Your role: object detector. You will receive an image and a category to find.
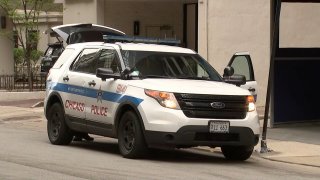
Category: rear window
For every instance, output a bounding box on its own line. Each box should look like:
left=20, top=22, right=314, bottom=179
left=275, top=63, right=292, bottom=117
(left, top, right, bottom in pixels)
left=52, top=48, right=75, bottom=69
left=45, top=46, right=63, bottom=56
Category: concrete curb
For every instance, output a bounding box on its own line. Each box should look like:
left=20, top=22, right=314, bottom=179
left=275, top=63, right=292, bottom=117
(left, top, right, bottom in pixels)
left=258, top=156, right=320, bottom=168
left=31, top=101, right=44, bottom=108
left=194, top=146, right=320, bottom=168
left=254, top=150, right=320, bottom=168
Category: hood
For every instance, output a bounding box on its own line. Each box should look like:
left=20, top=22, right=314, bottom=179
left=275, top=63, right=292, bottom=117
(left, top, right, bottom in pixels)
left=128, top=79, right=250, bottom=96
left=46, top=23, right=125, bottom=44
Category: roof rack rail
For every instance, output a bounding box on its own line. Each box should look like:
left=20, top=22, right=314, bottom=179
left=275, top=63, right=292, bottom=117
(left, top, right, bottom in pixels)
left=103, top=35, right=181, bottom=46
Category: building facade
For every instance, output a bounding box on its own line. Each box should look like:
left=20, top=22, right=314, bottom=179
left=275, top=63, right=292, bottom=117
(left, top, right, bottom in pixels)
left=0, top=10, right=62, bottom=76
left=0, top=9, right=14, bottom=75
left=14, top=10, right=63, bottom=55
left=35, top=11, right=63, bottom=53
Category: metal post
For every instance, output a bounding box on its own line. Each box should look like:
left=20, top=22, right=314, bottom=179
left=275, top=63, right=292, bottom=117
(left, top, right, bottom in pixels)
left=260, top=0, right=282, bottom=153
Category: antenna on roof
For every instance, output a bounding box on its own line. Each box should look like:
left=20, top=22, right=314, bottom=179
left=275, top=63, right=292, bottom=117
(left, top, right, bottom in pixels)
left=103, top=35, right=181, bottom=46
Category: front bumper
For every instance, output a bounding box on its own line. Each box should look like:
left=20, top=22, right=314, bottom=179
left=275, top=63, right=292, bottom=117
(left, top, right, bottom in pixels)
left=144, top=126, right=259, bottom=148
left=138, top=93, right=260, bottom=135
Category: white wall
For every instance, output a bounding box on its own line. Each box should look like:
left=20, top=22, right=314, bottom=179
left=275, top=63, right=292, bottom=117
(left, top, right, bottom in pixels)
left=38, top=12, right=63, bottom=52
left=63, top=0, right=99, bottom=24
left=37, top=23, right=58, bottom=53
left=104, top=1, right=183, bottom=40
left=199, top=0, right=271, bottom=107
left=280, top=3, right=320, bottom=48
left=0, top=10, right=14, bottom=75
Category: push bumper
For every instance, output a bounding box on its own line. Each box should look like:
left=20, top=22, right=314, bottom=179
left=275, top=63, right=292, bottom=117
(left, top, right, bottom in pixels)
left=144, top=126, right=259, bottom=148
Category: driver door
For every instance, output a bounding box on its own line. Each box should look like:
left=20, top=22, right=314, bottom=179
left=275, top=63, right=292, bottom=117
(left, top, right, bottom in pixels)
left=227, top=52, right=258, bottom=101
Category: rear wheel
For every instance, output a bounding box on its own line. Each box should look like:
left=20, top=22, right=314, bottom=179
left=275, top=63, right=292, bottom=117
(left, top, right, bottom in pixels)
left=118, top=111, right=148, bottom=158
left=47, top=103, right=73, bottom=145
left=221, top=145, right=254, bottom=161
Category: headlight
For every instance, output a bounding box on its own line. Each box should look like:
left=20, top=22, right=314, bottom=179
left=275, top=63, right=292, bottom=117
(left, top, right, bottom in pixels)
left=247, top=95, right=255, bottom=112
left=145, top=89, right=180, bottom=110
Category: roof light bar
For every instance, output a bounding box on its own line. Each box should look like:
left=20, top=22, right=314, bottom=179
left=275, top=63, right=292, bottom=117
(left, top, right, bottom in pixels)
left=103, top=35, right=181, bottom=46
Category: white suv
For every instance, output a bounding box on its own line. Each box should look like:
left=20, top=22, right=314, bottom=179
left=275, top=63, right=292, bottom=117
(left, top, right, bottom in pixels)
left=44, top=37, right=260, bottom=160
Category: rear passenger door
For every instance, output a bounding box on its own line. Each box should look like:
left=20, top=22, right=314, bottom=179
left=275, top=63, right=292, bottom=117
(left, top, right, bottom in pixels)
left=65, top=48, right=100, bottom=125
left=227, top=52, right=258, bottom=101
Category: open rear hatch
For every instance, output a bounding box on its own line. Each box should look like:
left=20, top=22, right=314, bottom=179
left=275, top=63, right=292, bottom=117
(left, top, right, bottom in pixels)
left=46, top=23, right=125, bottom=44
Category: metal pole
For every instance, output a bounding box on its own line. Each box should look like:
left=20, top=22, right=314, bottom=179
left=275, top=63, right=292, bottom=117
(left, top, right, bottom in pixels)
left=260, top=0, right=282, bottom=153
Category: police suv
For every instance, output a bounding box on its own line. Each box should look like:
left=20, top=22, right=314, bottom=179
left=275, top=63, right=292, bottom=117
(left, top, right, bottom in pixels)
left=44, top=35, right=260, bottom=160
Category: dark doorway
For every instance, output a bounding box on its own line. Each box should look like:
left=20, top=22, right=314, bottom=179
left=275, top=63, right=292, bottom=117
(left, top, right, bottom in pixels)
left=183, top=3, right=198, bottom=51
left=274, top=49, right=320, bottom=123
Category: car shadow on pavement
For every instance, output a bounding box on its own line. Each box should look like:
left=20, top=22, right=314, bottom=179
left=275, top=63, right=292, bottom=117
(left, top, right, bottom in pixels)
left=68, top=140, right=254, bottom=164
left=145, top=148, right=254, bottom=164
left=70, top=140, right=120, bottom=155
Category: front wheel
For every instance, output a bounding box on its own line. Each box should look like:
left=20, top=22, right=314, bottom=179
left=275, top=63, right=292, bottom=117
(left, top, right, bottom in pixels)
left=118, top=111, right=148, bottom=158
left=47, top=103, right=73, bottom=145
left=221, top=145, right=254, bottom=161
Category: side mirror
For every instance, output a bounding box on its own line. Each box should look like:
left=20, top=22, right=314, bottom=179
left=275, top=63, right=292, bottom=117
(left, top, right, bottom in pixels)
left=223, top=66, right=234, bottom=77
left=223, top=74, right=246, bottom=87
left=96, top=68, right=120, bottom=81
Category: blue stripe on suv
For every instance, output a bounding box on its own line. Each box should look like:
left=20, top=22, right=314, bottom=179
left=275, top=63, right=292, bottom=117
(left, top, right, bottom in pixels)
left=50, top=82, right=143, bottom=106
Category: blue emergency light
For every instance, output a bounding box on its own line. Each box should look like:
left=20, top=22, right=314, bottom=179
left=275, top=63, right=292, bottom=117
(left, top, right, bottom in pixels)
left=103, top=35, right=181, bottom=46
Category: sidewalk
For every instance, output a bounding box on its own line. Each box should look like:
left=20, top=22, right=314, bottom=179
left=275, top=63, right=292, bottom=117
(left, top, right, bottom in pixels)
left=0, top=91, right=45, bottom=127
left=0, top=93, right=319, bottom=167
left=256, top=139, right=320, bottom=167
left=256, top=122, right=320, bottom=167
left=254, top=106, right=320, bottom=167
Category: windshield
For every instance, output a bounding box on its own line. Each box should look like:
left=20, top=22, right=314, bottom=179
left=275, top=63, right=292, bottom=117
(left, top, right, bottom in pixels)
left=121, top=50, right=222, bottom=81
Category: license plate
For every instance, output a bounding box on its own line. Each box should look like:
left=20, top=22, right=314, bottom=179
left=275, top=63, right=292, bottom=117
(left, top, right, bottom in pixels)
left=209, top=121, right=230, bottom=133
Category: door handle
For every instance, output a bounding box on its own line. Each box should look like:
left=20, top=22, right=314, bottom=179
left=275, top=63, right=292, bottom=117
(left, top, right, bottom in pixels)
left=88, top=80, right=96, bottom=87
left=63, top=76, right=69, bottom=82
left=248, top=87, right=256, bottom=92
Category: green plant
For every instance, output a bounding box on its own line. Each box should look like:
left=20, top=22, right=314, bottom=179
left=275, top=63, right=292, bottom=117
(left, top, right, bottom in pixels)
left=13, top=48, right=24, bottom=66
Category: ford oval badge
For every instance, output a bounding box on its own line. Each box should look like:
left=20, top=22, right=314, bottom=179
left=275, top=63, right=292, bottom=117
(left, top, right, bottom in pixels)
left=210, top=102, right=225, bottom=109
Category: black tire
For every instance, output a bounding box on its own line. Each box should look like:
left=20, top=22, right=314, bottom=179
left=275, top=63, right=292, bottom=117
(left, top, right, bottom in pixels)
left=118, top=111, right=148, bottom=158
left=221, top=145, right=254, bottom=161
left=47, top=103, right=73, bottom=145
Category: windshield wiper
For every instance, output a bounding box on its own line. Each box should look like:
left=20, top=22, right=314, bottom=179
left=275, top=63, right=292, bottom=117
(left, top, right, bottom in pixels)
left=176, top=75, right=210, bottom=81
left=140, top=75, right=173, bottom=79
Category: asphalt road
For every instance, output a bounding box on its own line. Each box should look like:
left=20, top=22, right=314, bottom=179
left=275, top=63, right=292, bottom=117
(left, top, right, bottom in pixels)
left=0, top=113, right=319, bottom=180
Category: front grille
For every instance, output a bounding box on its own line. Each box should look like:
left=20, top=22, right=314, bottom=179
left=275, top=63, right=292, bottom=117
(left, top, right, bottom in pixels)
left=194, top=133, right=239, bottom=142
left=174, top=93, right=247, bottom=119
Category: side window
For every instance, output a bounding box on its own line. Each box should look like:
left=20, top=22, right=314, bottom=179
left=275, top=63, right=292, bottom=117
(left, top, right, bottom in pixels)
left=71, top=48, right=100, bottom=74
left=97, top=49, right=121, bottom=74
left=230, top=55, right=254, bottom=81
